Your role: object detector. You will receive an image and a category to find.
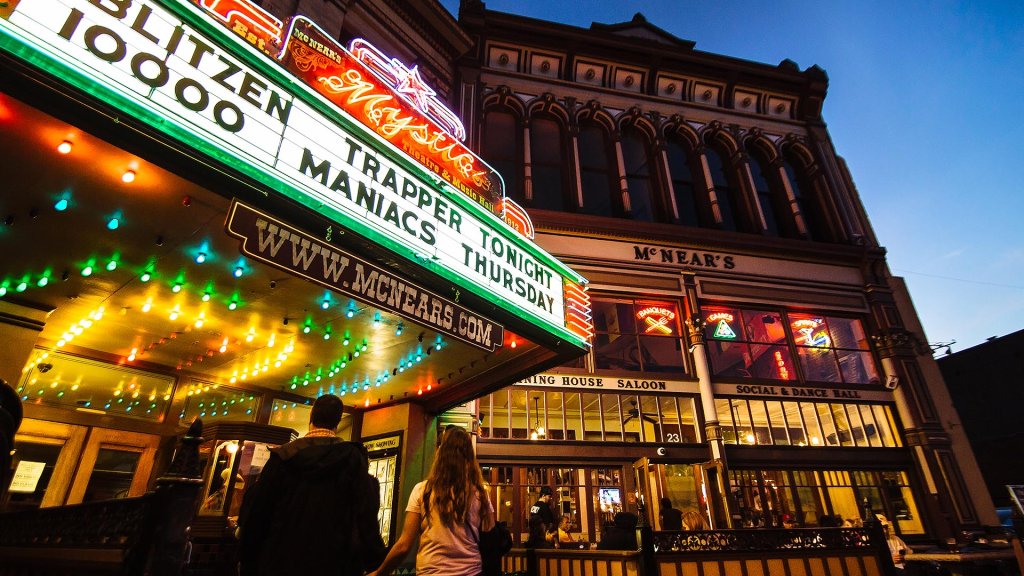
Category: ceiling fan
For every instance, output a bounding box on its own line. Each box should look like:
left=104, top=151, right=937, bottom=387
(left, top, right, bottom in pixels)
left=623, top=400, right=659, bottom=425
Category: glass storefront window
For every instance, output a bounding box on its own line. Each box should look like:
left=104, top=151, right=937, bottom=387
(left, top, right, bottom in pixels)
left=603, top=395, right=624, bottom=441
left=716, top=398, right=902, bottom=448
left=480, top=388, right=700, bottom=445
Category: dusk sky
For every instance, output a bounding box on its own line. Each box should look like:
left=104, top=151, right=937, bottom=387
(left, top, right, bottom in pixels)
left=439, top=0, right=1024, bottom=353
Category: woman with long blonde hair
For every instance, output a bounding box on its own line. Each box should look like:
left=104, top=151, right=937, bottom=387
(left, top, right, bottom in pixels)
left=370, top=426, right=495, bottom=576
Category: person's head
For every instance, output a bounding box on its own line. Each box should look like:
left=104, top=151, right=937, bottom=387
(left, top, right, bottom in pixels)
left=782, top=513, right=796, bottom=528
left=423, top=425, right=487, bottom=528
left=660, top=497, right=674, bottom=509
left=876, top=514, right=893, bottom=535
left=682, top=509, right=709, bottom=531
left=560, top=514, right=572, bottom=529
left=310, top=394, right=344, bottom=430
left=613, top=511, right=638, bottom=530
left=539, top=486, right=553, bottom=502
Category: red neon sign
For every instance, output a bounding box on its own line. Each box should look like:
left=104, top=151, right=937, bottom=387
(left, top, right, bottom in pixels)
left=636, top=306, right=677, bottom=335
left=190, top=1, right=505, bottom=215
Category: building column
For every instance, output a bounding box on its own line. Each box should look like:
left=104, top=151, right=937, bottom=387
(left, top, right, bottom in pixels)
left=866, top=276, right=996, bottom=538
left=681, top=273, right=735, bottom=528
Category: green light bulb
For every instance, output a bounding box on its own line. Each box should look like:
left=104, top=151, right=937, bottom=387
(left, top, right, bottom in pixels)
left=107, top=217, right=119, bottom=230
left=54, top=198, right=69, bottom=211
left=16, top=281, right=28, bottom=292
left=81, top=265, right=93, bottom=277
left=140, top=271, right=151, bottom=282
left=106, top=260, right=117, bottom=271
left=37, top=276, right=49, bottom=287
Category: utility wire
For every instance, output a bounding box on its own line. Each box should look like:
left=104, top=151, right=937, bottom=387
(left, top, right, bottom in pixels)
left=892, top=269, right=1024, bottom=291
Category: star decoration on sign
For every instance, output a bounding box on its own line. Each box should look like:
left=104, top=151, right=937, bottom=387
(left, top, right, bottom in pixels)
left=391, top=62, right=436, bottom=112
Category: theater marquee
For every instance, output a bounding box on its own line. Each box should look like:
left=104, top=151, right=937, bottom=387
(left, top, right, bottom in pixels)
left=0, top=0, right=592, bottom=349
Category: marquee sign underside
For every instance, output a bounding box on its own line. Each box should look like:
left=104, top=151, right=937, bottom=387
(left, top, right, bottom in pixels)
left=0, top=0, right=590, bottom=351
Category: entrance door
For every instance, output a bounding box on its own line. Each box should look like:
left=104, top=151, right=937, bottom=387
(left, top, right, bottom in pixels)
left=633, top=458, right=727, bottom=530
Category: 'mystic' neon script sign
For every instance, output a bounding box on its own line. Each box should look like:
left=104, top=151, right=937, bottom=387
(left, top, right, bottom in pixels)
left=0, top=0, right=588, bottom=342
left=193, top=0, right=501, bottom=213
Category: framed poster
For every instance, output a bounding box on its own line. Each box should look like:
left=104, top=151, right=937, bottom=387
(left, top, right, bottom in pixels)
left=1007, top=485, right=1024, bottom=518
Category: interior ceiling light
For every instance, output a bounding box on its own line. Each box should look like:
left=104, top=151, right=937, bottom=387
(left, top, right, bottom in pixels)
left=57, top=140, right=73, bottom=154
left=106, top=217, right=120, bottom=230
left=195, top=252, right=207, bottom=264
left=121, top=169, right=136, bottom=183
left=234, top=265, right=244, bottom=278
left=54, top=198, right=69, bottom=211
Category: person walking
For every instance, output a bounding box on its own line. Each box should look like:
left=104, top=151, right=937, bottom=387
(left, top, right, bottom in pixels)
left=369, top=426, right=495, bottom=576
left=237, top=394, right=385, bottom=576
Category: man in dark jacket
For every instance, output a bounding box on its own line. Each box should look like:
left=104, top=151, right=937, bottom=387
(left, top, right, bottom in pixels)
left=238, top=394, right=385, bottom=576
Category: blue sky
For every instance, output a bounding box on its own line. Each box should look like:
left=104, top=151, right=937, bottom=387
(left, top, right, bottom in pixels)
left=439, top=0, right=1024, bottom=353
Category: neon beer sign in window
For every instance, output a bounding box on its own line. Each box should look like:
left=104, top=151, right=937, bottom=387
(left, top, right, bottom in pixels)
left=636, top=305, right=677, bottom=335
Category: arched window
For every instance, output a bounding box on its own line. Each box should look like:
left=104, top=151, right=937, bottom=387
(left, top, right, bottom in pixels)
left=481, top=110, right=522, bottom=203
left=784, top=160, right=830, bottom=241
left=528, top=115, right=566, bottom=211
left=578, top=122, right=618, bottom=217
left=620, top=128, right=657, bottom=222
left=749, top=152, right=796, bottom=238
left=665, top=139, right=706, bottom=227
left=704, top=147, right=742, bottom=232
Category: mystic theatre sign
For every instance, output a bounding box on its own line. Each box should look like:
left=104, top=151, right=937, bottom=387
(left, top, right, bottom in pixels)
left=0, top=0, right=592, bottom=347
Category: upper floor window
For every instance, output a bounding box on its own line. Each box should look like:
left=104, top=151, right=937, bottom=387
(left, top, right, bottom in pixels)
left=784, top=160, right=830, bottom=242
left=481, top=110, right=522, bottom=203
left=580, top=297, right=688, bottom=374
left=749, top=152, right=796, bottom=238
left=788, top=314, right=878, bottom=385
left=529, top=116, right=567, bottom=211
left=578, top=123, right=618, bottom=217
left=620, top=128, right=656, bottom=222
left=702, top=307, right=794, bottom=380
left=665, top=140, right=705, bottom=227
left=701, top=305, right=880, bottom=386
left=704, top=147, right=746, bottom=232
